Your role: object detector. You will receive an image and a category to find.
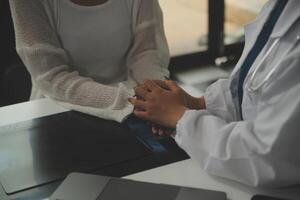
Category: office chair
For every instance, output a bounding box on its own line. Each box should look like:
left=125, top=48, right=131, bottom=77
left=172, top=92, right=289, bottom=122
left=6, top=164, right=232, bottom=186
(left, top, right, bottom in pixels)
left=0, top=0, right=31, bottom=107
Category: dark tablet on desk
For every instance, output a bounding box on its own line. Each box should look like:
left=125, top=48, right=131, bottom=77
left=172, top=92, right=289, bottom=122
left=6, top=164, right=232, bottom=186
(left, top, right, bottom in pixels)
left=0, top=111, right=150, bottom=194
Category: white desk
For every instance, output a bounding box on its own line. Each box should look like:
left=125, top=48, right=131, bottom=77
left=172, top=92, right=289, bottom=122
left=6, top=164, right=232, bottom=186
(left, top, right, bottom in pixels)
left=1, top=99, right=300, bottom=200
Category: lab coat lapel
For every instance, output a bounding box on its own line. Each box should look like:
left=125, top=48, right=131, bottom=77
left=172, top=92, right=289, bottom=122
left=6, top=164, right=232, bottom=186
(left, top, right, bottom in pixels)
left=270, top=0, right=300, bottom=38
left=231, top=0, right=300, bottom=79
left=228, top=2, right=274, bottom=110
left=243, top=0, right=300, bottom=82
left=230, top=1, right=275, bottom=77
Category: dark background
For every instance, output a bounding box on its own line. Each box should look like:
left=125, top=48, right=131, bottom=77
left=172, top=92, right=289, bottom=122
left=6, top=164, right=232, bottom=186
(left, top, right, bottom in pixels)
left=0, top=0, right=31, bottom=107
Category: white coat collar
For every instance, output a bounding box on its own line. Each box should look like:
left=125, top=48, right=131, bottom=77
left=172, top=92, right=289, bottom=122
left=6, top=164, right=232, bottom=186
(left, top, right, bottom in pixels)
left=230, top=0, right=299, bottom=78
left=270, top=0, right=300, bottom=38
left=230, top=2, right=274, bottom=77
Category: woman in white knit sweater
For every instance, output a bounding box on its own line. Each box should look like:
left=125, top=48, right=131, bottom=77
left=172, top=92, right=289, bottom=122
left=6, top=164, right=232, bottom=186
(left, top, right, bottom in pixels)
left=9, top=0, right=169, bottom=122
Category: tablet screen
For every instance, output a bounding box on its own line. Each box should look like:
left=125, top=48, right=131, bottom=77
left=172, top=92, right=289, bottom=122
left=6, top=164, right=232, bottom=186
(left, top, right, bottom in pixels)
left=0, top=111, right=150, bottom=194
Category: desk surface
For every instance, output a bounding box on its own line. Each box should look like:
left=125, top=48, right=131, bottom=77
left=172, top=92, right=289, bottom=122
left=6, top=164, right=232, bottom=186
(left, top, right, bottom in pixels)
left=1, top=99, right=300, bottom=200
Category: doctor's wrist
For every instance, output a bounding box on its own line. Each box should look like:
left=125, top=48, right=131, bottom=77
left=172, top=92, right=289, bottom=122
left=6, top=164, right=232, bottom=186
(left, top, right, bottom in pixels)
left=199, top=96, right=206, bottom=109
left=188, top=96, right=206, bottom=110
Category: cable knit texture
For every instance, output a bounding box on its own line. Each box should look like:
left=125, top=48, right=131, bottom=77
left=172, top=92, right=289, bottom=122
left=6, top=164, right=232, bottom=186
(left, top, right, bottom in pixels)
left=9, top=0, right=170, bottom=122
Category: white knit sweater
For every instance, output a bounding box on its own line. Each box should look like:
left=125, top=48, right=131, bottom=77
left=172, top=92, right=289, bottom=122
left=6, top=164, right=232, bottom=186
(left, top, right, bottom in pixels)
left=9, top=0, right=170, bottom=122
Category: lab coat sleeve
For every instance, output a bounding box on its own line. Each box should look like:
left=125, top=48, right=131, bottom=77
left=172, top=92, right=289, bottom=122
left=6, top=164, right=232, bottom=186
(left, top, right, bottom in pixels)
left=204, top=79, right=240, bottom=122
left=175, top=51, right=300, bottom=188
left=126, top=0, right=170, bottom=83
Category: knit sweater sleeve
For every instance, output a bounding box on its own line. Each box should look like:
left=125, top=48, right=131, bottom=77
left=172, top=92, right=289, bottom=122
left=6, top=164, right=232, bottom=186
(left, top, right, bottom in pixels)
left=9, top=0, right=135, bottom=122
left=126, top=0, right=170, bottom=83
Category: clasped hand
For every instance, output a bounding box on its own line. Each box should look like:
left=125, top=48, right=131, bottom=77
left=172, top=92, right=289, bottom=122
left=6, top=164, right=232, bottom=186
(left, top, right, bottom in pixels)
left=129, top=80, right=205, bottom=135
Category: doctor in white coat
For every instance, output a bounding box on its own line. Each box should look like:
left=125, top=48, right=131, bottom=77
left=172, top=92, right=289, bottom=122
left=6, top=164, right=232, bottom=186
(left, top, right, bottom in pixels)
left=130, top=0, right=300, bottom=188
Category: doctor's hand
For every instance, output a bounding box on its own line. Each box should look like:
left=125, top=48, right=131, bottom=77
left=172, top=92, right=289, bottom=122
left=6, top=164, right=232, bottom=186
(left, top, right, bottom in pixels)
left=150, top=80, right=205, bottom=110
left=129, top=80, right=188, bottom=129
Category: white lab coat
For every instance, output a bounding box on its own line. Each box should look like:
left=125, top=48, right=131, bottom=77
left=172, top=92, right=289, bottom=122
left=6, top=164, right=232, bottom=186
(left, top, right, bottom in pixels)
left=175, top=0, right=300, bottom=188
